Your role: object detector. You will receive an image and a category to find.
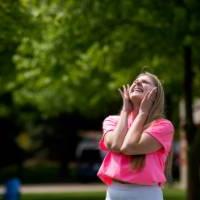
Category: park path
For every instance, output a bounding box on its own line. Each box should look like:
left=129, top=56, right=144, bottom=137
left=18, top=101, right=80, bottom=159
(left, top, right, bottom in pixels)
left=0, top=183, right=106, bottom=194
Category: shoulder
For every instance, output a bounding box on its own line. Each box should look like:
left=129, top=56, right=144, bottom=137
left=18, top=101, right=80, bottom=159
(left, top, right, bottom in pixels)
left=103, top=115, right=120, bottom=123
left=146, top=118, right=175, bottom=135
left=145, top=118, right=175, bottom=152
left=102, top=115, right=120, bottom=134
left=153, top=118, right=174, bottom=131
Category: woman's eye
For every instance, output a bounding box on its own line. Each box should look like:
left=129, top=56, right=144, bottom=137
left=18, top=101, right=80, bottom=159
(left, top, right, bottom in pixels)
left=142, top=80, right=149, bottom=84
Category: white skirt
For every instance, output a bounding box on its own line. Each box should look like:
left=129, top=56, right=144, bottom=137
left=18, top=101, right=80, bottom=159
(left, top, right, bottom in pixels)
left=105, top=182, right=163, bottom=200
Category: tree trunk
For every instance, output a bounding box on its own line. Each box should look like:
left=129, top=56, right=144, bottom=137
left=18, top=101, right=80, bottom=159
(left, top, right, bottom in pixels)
left=183, top=45, right=200, bottom=199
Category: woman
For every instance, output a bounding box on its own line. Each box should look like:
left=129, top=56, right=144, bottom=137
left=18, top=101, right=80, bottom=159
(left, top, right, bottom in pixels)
left=97, top=72, right=174, bottom=200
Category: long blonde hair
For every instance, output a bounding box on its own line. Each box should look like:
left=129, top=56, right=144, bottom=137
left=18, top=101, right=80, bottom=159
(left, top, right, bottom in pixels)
left=132, top=72, right=172, bottom=178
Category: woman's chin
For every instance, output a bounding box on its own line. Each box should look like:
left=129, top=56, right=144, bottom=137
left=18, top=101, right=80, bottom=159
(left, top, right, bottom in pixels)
left=130, top=95, right=143, bottom=103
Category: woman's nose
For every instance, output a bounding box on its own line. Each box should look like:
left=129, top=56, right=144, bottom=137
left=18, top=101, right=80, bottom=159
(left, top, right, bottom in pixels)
left=135, top=80, right=141, bottom=85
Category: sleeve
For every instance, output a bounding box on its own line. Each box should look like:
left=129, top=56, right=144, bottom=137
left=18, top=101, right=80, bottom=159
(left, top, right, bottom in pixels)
left=144, top=119, right=175, bottom=153
left=99, top=115, right=119, bottom=151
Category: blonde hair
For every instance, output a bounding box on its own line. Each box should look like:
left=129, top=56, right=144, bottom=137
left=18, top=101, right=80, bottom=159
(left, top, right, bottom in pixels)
left=131, top=72, right=172, bottom=179
left=141, top=72, right=165, bottom=124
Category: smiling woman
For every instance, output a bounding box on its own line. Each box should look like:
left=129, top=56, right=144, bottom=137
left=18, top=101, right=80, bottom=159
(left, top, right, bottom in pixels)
left=129, top=75, right=156, bottom=104
left=97, top=72, right=174, bottom=200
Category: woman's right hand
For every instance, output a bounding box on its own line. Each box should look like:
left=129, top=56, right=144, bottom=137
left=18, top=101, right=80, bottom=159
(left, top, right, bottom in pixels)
left=118, top=84, right=133, bottom=113
left=139, top=87, right=157, bottom=115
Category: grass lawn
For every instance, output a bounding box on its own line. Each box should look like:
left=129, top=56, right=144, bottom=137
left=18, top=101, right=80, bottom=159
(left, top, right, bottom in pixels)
left=163, top=187, right=186, bottom=200
left=0, top=187, right=186, bottom=200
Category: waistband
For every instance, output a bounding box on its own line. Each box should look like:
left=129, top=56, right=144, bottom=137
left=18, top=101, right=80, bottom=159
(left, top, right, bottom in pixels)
left=112, top=180, right=159, bottom=187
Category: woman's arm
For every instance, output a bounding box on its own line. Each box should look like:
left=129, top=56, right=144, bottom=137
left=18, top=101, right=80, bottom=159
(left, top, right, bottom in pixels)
left=120, top=87, right=162, bottom=155
left=104, top=85, right=132, bottom=152
left=121, top=131, right=162, bottom=155
left=120, top=112, right=147, bottom=152
left=104, top=110, right=129, bottom=152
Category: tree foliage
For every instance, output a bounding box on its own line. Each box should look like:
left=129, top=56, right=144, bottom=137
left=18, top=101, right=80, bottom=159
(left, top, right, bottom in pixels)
left=0, top=0, right=200, bottom=119
left=11, top=0, right=199, bottom=118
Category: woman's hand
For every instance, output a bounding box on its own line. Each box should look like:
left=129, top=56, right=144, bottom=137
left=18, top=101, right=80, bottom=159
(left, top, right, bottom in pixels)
left=139, top=87, right=157, bottom=115
left=118, top=84, right=133, bottom=113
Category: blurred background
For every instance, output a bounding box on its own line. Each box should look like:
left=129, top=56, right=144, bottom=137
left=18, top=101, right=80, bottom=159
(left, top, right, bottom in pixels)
left=1, top=0, right=200, bottom=199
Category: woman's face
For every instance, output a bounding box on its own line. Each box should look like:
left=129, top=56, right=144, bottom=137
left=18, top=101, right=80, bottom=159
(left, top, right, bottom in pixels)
left=129, top=75, right=156, bottom=102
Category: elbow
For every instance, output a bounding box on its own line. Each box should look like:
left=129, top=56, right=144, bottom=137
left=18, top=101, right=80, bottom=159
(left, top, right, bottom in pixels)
left=106, top=141, right=121, bottom=152
left=120, top=144, right=131, bottom=155
left=120, top=144, right=140, bottom=156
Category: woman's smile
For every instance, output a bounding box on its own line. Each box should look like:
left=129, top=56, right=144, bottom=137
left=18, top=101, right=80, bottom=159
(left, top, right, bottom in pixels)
left=133, top=87, right=143, bottom=93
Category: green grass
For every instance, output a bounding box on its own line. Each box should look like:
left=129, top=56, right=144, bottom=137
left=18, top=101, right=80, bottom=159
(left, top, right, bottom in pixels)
left=163, top=187, right=186, bottom=200
left=0, top=187, right=186, bottom=200
left=21, top=192, right=105, bottom=200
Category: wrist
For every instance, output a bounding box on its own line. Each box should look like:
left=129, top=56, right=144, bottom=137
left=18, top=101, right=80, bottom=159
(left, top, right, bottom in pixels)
left=138, top=111, right=148, bottom=118
left=121, top=109, right=130, bottom=114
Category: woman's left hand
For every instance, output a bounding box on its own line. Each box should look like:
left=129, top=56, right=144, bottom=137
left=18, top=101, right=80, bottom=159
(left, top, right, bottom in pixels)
left=118, top=84, right=133, bottom=113
left=139, top=87, right=157, bottom=115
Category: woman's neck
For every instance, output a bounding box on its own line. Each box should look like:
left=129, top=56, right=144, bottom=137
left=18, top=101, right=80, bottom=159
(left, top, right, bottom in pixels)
left=132, top=102, right=140, bottom=115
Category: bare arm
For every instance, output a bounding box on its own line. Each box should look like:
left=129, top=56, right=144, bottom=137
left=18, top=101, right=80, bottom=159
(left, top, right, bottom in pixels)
left=104, top=110, right=129, bottom=152
left=120, top=87, right=161, bottom=155
left=120, top=112, right=147, bottom=152
left=120, top=128, right=162, bottom=155
left=104, top=85, right=132, bottom=152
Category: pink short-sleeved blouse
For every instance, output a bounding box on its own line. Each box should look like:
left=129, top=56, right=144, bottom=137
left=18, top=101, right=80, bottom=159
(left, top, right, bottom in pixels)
left=97, top=115, right=174, bottom=186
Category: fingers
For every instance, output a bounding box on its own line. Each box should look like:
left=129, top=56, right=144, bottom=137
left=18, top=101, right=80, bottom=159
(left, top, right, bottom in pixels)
left=118, top=88, right=123, bottom=97
left=146, top=87, right=157, bottom=103
left=118, top=84, right=130, bottom=98
left=129, top=83, right=134, bottom=94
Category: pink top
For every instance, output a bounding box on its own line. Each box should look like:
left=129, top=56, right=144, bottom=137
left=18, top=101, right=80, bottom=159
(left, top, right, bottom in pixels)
left=97, top=115, right=174, bottom=186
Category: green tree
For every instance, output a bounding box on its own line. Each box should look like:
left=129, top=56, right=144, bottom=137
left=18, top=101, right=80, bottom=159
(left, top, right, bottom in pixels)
left=0, top=0, right=35, bottom=179
left=0, top=0, right=34, bottom=116
left=13, top=0, right=183, bottom=117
